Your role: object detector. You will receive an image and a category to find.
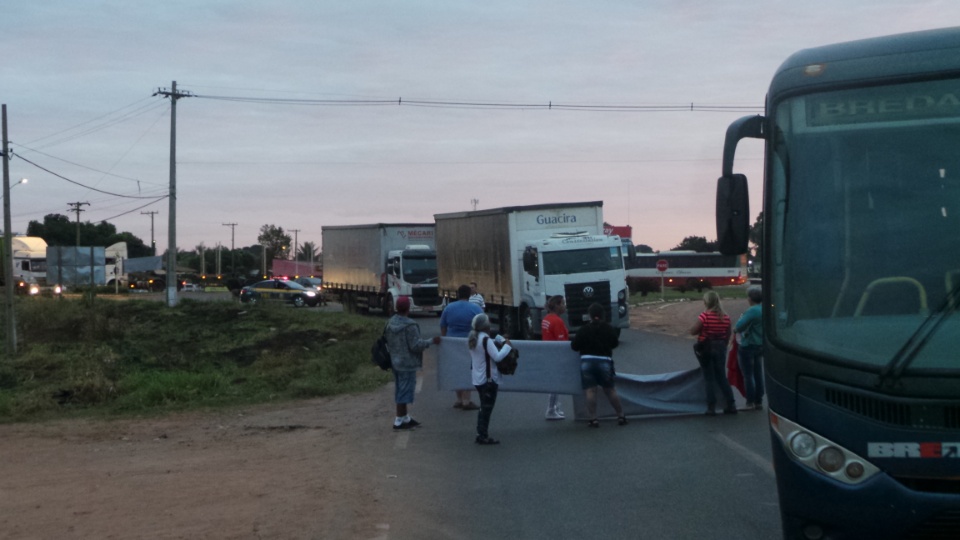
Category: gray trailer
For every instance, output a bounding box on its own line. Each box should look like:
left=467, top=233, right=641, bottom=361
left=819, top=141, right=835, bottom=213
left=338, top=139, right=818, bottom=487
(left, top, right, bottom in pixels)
left=322, top=223, right=444, bottom=315
left=435, top=201, right=630, bottom=339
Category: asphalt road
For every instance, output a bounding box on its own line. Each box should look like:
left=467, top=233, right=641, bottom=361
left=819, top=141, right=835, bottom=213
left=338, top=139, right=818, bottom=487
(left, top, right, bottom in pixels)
left=371, top=316, right=781, bottom=540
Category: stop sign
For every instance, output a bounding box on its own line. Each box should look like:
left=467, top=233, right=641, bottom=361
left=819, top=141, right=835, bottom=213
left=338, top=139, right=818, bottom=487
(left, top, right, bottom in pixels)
left=656, top=259, right=669, bottom=272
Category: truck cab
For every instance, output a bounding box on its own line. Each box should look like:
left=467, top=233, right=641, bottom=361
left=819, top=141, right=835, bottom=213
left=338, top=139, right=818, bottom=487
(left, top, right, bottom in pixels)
left=383, top=244, right=444, bottom=315
left=518, top=233, right=630, bottom=338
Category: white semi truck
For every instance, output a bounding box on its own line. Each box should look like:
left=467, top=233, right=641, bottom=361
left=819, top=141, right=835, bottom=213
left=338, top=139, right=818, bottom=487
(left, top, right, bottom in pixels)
left=434, top=201, right=630, bottom=339
left=321, top=223, right=444, bottom=315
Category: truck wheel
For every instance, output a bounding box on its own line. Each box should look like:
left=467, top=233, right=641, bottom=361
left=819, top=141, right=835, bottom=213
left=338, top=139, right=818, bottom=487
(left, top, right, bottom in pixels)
left=385, top=294, right=394, bottom=317
left=292, top=295, right=306, bottom=308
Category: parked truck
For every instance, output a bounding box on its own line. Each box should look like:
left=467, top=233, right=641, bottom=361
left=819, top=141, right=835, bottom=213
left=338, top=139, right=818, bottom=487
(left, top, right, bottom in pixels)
left=434, top=201, right=630, bottom=339
left=321, top=223, right=444, bottom=315
left=0, top=236, right=61, bottom=295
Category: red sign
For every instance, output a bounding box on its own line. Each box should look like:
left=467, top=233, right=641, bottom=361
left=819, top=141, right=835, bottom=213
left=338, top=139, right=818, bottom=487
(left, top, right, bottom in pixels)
left=656, top=259, right=669, bottom=272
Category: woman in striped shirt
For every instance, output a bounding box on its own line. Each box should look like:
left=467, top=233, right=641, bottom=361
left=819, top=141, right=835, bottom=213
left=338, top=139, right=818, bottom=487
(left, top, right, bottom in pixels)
left=689, top=291, right=738, bottom=416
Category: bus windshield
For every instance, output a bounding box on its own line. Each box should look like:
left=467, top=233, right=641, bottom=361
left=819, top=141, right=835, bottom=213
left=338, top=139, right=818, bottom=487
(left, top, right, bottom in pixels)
left=769, top=78, right=960, bottom=373
left=542, top=246, right=623, bottom=275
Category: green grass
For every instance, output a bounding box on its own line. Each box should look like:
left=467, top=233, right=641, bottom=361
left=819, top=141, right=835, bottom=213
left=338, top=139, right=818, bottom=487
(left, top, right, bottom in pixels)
left=0, top=298, right=390, bottom=422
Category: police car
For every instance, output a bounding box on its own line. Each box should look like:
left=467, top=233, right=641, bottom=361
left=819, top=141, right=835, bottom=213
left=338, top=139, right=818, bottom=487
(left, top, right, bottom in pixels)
left=239, top=279, right=320, bottom=307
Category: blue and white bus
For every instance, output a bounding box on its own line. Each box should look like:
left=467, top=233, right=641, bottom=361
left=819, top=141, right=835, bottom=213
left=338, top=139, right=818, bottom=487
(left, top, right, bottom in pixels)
left=718, top=28, right=960, bottom=539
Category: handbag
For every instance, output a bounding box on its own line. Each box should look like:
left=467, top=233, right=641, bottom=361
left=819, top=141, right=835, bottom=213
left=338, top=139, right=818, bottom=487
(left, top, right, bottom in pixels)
left=371, top=330, right=392, bottom=371
left=693, top=340, right=708, bottom=362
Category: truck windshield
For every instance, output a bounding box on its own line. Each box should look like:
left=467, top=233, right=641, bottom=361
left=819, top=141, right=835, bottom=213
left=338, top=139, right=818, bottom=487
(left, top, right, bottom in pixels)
left=769, top=78, right=960, bottom=373
left=542, top=247, right=623, bottom=276
left=401, top=255, right=438, bottom=284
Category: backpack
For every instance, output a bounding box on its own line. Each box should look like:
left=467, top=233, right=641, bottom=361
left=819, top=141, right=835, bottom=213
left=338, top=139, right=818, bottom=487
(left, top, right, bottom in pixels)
left=484, top=336, right=519, bottom=376
left=371, top=330, right=391, bottom=371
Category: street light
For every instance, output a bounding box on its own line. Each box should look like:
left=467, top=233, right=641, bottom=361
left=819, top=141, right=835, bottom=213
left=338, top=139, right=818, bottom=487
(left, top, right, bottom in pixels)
left=0, top=178, right=27, bottom=199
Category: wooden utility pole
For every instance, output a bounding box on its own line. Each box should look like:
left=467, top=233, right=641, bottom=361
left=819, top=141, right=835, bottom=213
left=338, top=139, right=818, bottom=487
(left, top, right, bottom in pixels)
left=155, top=81, right=192, bottom=307
left=1, top=104, right=16, bottom=356
left=141, top=210, right=158, bottom=256
left=68, top=201, right=90, bottom=246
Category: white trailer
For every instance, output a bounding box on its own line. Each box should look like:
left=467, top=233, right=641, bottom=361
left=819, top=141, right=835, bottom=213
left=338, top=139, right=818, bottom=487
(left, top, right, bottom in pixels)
left=434, top=201, right=630, bottom=339
left=321, top=223, right=444, bottom=315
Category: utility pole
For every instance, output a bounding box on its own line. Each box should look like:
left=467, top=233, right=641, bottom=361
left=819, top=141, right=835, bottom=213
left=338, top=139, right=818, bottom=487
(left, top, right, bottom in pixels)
left=155, top=81, right=192, bottom=307
left=290, top=229, right=300, bottom=262
left=68, top=201, right=90, bottom=246
left=141, top=210, right=158, bottom=256
left=471, top=198, right=479, bottom=211
left=2, top=104, right=17, bottom=356
left=222, top=222, right=237, bottom=275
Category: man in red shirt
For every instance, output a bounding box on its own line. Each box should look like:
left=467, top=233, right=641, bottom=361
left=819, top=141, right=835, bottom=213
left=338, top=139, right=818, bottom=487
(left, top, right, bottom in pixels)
left=541, top=295, right=569, bottom=420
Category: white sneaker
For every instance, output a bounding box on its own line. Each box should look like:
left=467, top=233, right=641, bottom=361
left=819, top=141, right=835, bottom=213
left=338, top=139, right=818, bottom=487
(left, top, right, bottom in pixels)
left=545, top=408, right=566, bottom=420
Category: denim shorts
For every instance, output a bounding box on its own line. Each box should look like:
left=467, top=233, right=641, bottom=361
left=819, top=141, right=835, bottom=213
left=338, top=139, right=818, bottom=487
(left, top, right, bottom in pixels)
left=581, top=359, right=615, bottom=389
left=394, top=370, right=417, bottom=404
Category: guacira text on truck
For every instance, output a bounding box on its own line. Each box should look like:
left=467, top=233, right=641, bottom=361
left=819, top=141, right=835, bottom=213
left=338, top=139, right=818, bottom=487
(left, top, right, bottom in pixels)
left=717, top=27, right=960, bottom=540
left=435, top=201, right=629, bottom=339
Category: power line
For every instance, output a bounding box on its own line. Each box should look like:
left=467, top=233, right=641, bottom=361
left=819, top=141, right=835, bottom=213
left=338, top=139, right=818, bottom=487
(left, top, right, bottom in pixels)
left=12, top=152, right=166, bottom=199
left=193, top=93, right=763, bottom=113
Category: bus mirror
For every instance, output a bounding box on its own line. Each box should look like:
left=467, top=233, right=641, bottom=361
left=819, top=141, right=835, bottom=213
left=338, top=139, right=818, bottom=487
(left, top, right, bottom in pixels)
left=716, top=174, right=750, bottom=255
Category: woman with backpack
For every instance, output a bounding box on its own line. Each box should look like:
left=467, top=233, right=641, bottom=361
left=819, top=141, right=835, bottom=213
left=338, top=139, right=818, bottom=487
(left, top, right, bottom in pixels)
left=468, top=313, right=514, bottom=445
left=690, top=291, right=738, bottom=416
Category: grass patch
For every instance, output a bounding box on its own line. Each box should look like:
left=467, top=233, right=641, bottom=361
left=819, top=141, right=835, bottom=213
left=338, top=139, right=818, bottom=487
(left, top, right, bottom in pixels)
left=0, top=298, right=390, bottom=422
left=630, top=285, right=749, bottom=304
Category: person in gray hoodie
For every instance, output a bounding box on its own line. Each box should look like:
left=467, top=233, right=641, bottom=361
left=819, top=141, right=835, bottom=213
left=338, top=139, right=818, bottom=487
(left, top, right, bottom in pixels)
left=385, top=295, right=440, bottom=430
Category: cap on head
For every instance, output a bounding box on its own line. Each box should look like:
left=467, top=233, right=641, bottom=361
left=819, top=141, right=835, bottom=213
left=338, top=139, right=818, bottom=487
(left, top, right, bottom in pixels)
left=396, top=296, right=411, bottom=312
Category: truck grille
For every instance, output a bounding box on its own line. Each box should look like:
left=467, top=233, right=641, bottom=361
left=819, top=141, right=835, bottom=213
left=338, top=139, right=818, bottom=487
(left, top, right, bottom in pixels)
left=411, top=287, right=443, bottom=307
left=564, top=281, right=611, bottom=328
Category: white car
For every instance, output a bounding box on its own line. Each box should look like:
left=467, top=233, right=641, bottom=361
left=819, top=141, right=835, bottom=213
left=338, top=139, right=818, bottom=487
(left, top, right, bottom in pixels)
left=181, top=282, right=203, bottom=292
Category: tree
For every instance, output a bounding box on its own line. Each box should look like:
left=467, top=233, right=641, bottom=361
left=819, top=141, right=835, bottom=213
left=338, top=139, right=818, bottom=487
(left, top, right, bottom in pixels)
left=672, top=236, right=718, bottom=252
left=257, top=224, right=292, bottom=264
left=636, top=244, right=654, bottom=254
left=749, top=212, right=763, bottom=260
left=298, top=241, right=319, bottom=262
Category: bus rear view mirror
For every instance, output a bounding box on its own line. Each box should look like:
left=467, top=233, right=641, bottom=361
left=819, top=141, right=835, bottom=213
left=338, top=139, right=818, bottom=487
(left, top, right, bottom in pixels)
left=716, top=174, right=750, bottom=255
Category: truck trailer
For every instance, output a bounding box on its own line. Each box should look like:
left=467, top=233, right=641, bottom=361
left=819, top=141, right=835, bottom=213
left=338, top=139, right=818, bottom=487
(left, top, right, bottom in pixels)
left=321, top=223, right=444, bottom=315
left=434, top=201, right=630, bottom=339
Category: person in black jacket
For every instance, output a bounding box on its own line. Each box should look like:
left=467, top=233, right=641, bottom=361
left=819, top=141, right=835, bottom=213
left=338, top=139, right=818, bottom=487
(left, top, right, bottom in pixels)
left=571, top=303, right=627, bottom=427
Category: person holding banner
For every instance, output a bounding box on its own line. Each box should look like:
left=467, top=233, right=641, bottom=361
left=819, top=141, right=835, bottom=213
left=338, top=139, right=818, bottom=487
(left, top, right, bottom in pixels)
left=571, top=303, right=627, bottom=428
left=541, top=295, right=568, bottom=420
left=468, top=313, right=514, bottom=445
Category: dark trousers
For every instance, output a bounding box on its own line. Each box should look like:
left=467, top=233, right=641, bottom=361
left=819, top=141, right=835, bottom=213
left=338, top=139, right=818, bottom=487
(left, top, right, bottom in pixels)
left=699, top=341, right=736, bottom=410
left=474, top=381, right=499, bottom=438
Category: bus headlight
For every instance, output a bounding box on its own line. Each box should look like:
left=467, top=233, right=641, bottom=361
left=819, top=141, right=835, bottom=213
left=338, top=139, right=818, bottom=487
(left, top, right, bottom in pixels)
left=790, top=432, right=817, bottom=458
left=772, top=410, right=880, bottom=485
left=817, top=446, right=845, bottom=473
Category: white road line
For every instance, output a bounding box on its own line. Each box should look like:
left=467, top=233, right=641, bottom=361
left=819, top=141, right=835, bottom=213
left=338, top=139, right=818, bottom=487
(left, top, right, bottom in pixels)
left=416, top=374, right=423, bottom=394
left=714, top=432, right=775, bottom=477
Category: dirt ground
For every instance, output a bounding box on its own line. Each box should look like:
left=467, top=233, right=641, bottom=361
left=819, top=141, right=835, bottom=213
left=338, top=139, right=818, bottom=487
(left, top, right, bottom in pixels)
left=0, top=298, right=745, bottom=540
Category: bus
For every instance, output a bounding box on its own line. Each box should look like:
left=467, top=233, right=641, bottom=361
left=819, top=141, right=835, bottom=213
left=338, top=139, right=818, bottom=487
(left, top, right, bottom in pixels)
left=626, top=251, right=746, bottom=292
left=718, top=27, right=960, bottom=539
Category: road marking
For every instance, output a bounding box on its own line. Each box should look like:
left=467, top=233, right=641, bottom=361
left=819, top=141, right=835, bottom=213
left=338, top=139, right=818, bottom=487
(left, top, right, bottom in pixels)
left=714, top=433, right=775, bottom=477
left=416, top=374, right=423, bottom=394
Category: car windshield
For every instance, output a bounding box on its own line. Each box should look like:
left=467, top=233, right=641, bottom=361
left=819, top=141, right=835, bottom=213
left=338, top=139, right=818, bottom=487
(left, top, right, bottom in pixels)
left=769, top=78, right=960, bottom=374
